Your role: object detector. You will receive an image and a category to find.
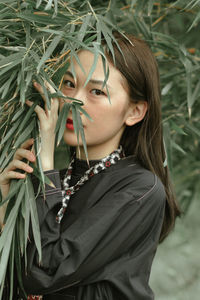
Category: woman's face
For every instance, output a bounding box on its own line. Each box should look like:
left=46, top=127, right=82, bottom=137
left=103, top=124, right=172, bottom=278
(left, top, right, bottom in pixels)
left=59, top=50, right=133, bottom=159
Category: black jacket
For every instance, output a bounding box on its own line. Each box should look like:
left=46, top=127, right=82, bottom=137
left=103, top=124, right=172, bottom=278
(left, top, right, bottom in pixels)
left=23, top=156, right=166, bottom=300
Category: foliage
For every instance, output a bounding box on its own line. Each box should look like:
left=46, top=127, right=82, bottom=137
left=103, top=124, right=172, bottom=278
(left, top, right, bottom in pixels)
left=0, top=0, right=200, bottom=298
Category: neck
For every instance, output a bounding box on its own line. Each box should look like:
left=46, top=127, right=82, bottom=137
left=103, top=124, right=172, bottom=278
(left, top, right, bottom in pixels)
left=76, top=142, right=120, bottom=160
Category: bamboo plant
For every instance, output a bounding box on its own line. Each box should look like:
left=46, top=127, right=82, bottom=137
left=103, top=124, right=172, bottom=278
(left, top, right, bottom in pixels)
left=0, top=0, right=200, bottom=299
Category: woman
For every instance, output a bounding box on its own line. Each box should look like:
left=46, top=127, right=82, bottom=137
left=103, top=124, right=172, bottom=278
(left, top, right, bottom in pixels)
left=0, top=32, right=180, bottom=299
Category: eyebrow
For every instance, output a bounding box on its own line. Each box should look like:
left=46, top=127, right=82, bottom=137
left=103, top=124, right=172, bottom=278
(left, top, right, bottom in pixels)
left=65, top=71, right=111, bottom=89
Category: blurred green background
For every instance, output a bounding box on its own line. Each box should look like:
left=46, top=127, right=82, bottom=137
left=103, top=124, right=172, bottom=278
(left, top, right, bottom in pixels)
left=0, top=0, right=199, bottom=298
left=54, top=1, right=200, bottom=298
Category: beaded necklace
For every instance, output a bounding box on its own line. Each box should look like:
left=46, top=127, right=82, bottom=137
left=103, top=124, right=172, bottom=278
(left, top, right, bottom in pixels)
left=56, top=146, right=124, bottom=223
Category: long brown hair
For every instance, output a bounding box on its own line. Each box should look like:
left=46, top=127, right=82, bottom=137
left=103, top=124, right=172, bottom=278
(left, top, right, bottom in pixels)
left=105, top=32, right=181, bottom=242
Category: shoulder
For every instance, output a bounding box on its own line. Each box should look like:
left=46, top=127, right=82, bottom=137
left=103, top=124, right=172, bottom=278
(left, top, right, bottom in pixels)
left=59, top=156, right=166, bottom=208
left=104, top=156, right=166, bottom=207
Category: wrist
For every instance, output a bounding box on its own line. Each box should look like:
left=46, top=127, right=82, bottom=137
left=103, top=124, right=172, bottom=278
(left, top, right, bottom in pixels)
left=40, top=152, right=54, bottom=171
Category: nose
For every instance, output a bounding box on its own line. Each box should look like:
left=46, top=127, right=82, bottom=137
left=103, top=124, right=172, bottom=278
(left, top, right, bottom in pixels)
left=72, top=89, right=86, bottom=107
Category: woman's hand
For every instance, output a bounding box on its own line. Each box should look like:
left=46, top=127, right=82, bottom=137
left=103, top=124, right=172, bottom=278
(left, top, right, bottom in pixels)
left=0, top=138, right=35, bottom=200
left=0, top=138, right=35, bottom=227
left=26, top=81, right=59, bottom=171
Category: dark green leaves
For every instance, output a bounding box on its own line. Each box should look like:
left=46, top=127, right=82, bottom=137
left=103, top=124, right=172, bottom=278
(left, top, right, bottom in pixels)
left=0, top=0, right=200, bottom=298
left=55, top=102, right=71, bottom=146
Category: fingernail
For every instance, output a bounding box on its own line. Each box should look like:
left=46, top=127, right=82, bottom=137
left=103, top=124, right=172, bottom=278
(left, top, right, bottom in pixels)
left=26, top=100, right=32, bottom=105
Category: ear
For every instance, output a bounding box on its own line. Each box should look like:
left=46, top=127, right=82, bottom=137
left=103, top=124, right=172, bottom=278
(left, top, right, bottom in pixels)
left=125, top=101, right=148, bottom=126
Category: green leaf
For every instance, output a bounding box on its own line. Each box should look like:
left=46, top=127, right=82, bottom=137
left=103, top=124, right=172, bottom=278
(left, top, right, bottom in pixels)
left=52, top=61, right=70, bottom=86
left=0, top=117, right=21, bottom=146
left=37, top=35, right=62, bottom=73
left=0, top=138, right=12, bottom=167
left=161, top=81, right=173, bottom=96
left=83, top=45, right=99, bottom=87
left=15, top=228, right=27, bottom=298
left=170, top=121, right=187, bottom=136
left=0, top=225, right=14, bottom=286
left=0, top=70, right=17, bottom=99
left=77, top=13, right=92, bottom=43
left=33, top=120, right=45, bottom=195
left=45, top=0, right=53, bottom=10
left=11, top=106, right=24, bottom=123
left=0, top=184, right=25, bottom=246
left=25, top=176, right=42, bottom=262
left=8, top=230, right=15, bottom=300
left=0, top=51, right=25, bottom=69
left=78, top=106, right=93, bottom=122
left=98, top=18, right=115, bottom=65
left=30, top=163, right=56, bottom=188
left=189, top=80, right=200, bottom=111
left=71, top=103, right=80, bottom=143
left=76, top=105, right=88, bottom=161
left=36, top=0, right=42, bottom=8
left=0, top=179, right=22, bottom=209
left=148, top=0, right=154, bottom=16
left=171, top=140, right=186, bottom=155
left=16, top=100, right=39, bottom=134
left=55, top=102, right=71, bottom=146
left=13, top=118, right=35, bottom=149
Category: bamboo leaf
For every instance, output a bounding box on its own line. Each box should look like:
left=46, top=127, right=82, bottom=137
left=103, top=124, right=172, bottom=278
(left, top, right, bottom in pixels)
left=77, top=13, right=92, bottom=43
left=33, top=120, right=45, bottom=195
left=30, top=164, right=56, bottom=188
left=37, top=35, right=62, bottom=73
left=11, top=106, right=24, bottom=123
left=55, top=102, right=71, bottom=146
left=45, top=0, right=53, bottom=11
left=161, top=81, right=173, bottom=96
left=0, top=179, right=22, bottom=209
left=78, top=106, right=93, bottom=121
left=83, top=46, right=99, bottom=87
left=36, top=0, right=42, bottom=9
left=171, top=140, right=186, bottom=155
left=0, top=117, right=21, bottom=146
left=189, top=79, right=200, bottom=110
left=0, top=138, right=12, bottom=167
left=16, top=100, right=39, bottom=134
left=15, top=228, right=27, bottom=298
left=0, top=51, right=25, bottom=69
left=8, top=230, right=15, bottom=300
left=13, top=118, right=35, bottom=149
left=0, top=70, right=17, bottom=99
left=0, top=226, right=14, bottom=285
left=25, top=176, right=42, bottom=262
left=52, top=61, right=70, bottom=86
left=148, top=0, right=154, bottom=16
left=0, top=184, right=25, bottom=248
left=76, top=105, right=88, bottom=161
left=71, top=103, right=79, bottom=143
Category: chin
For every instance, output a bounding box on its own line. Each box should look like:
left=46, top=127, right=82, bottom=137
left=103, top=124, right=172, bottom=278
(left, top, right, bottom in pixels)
left=63, top=133, right=83, bottom=147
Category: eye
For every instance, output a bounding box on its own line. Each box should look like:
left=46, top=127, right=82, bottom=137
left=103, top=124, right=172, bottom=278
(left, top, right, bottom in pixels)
left=91, top=89, right=106, bottom=96
left=63, top=80, right=75, bottom=88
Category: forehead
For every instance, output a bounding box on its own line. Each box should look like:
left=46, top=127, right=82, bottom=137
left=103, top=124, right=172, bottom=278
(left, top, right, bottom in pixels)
left=69, top=50, right=125, bottom=85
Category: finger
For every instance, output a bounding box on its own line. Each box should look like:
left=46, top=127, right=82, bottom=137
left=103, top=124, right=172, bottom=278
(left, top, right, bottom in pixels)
left=8, top=159, right=33, bottom=174
left=44, top=80, right=55, bottom=94
left=33, top=81, right=51, bottom=116
left=4, top=170, right=26, bottom=180
left=19, top=138, right=34, bottom=149
left=13, top=148, right=35, bottom=162
left=25, top=99, right=47, bottom=121
left=44, top=80, right=59, bottom=112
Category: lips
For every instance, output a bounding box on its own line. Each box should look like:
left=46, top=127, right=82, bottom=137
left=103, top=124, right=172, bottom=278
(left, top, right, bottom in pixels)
left=66, top=118, right=74, bottom=130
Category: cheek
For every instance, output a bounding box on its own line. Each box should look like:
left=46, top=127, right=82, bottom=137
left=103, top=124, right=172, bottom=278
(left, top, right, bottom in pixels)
left=87, top=103, right=127, bottom=131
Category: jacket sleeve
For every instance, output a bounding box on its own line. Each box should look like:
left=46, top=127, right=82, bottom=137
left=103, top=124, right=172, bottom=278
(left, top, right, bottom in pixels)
left=23, top=169, right=166, bottom=294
